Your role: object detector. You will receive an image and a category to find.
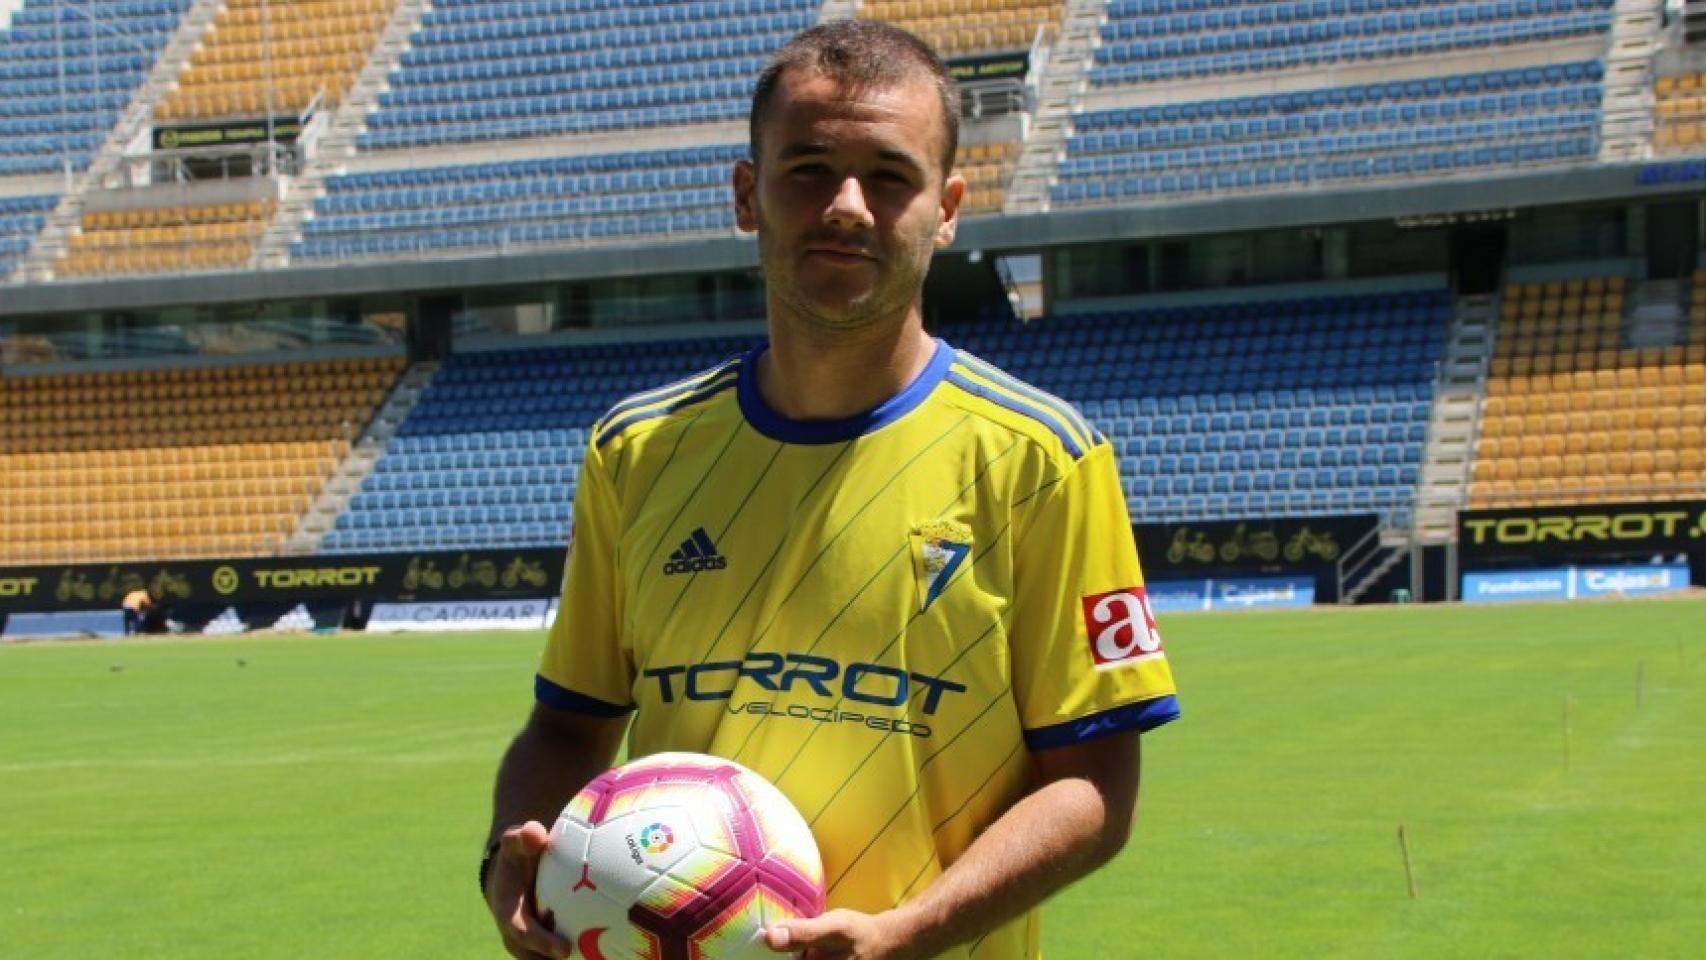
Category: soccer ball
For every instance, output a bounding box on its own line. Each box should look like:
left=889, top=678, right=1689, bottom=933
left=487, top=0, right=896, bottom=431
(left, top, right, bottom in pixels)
left=534, top=752, right=826, bottom=960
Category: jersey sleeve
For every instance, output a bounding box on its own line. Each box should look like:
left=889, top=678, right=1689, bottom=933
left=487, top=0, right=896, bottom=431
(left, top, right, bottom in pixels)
left=536, top=439, right=634, bottom=716
left=1009, top=441, right=1180, bottom=749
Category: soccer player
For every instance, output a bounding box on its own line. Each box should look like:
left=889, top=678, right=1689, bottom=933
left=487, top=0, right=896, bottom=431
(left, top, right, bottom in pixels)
left=482, top=20, right=1180, bottom=960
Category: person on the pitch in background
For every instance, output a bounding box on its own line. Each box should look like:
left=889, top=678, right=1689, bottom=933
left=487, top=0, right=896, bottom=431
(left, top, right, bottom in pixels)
left=482, top=20, right=1180, bottom=960
left=121, top=587, right=152, bottom=636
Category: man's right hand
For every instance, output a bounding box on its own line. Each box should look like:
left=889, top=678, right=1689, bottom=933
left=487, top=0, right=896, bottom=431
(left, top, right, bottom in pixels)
left=485, top=822, right=574, bottom=960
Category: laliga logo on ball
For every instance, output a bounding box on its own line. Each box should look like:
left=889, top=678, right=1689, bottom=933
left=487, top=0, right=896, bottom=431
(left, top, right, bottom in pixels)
left=536, top=752, right=825, bottom=959
left=638, top=823, right=674, bottom=854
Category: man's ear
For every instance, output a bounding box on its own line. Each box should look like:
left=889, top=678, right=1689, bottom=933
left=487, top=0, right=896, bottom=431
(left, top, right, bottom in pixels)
left=935, top=173, right=966, bottom=249
left=733, top=159, right=759, bottom=234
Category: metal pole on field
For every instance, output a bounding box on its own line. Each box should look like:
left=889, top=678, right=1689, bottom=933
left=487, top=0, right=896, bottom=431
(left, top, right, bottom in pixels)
left=56, top=4, right=70, bottom=191
left=1397, top=825, right=1418, bottom=899
left=89, top=1, right=101, bottom=183
left=262, top=0, right=277, bottom=178
left=1562, top=695, right=1573, bottom=772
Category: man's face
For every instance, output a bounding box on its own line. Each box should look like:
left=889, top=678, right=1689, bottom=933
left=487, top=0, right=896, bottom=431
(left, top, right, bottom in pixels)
left=735, top=69, right=964, bottom=333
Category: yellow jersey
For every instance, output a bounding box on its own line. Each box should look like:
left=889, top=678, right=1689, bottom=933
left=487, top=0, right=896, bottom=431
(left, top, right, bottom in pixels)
left=539, top=338, right=1180, bottom=959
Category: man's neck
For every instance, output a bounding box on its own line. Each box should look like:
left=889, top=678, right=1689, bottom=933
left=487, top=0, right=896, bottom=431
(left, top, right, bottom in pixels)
left=755, top=310, right=937, bottom=422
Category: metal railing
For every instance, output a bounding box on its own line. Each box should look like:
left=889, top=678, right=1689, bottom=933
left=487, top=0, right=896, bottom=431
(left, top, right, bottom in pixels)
left=1335, top=522, right=1390, bottom=603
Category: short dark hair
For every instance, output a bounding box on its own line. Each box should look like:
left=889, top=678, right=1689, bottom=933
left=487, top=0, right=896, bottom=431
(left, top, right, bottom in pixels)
left=749, top=20, right=960, bottom=177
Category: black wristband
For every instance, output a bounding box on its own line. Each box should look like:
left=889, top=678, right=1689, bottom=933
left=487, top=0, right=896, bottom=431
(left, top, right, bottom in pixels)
left=478, top=838, right=502, bottom=899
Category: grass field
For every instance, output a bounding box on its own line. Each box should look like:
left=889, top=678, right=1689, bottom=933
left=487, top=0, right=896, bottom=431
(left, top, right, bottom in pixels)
left=2, top=599, right=1703, bottom=958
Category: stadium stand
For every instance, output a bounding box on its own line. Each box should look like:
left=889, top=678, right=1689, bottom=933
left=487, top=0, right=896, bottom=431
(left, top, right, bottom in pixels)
left=1091, top=0, right=1618, bottom=87
left=3, top=313, right=397, bottom=364
left=1056, top=61, right=1606, bottom=204
left=357, top=0, right=819, bottom=150
left=958, top=140, right=1019, bottom=213
left=1653, top=71, right=1706, bottom=155
left=0, top=356, right=404, bottom=564
left=58, top=200, right=276, bottom=276
left=0, top=194, right=56, bottom=282
left=294, top=146, right=739, bottom=261
left=321, top=335, right=759, bottom=553
left=1469, top=274, right=1706, bottom=507
left=952, top=289, right=1446, bottom=525
left=325, top=289, right=1445, bottom=552
left=0, top=0, right=191, bottom=175
left=153, top=0, right=393, bottom=122
left=299, top=132, right=1014, bottom=262
left=855, top=0, right=1061, bottom=57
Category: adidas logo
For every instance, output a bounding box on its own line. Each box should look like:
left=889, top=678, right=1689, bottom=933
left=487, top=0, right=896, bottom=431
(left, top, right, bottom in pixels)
left=662, top=528, right=728, bottom=576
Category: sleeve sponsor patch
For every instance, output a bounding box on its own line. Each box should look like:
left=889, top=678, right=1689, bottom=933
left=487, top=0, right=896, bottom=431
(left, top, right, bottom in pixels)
left=1081, top=587, right=1164, bottom=669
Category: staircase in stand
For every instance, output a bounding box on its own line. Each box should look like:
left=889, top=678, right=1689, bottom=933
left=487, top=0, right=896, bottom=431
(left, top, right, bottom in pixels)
left=1625, top=276, right=1687, bottom=346
left=1004, top=0, right=1102, bottom=214
left=1337, top=525, right=1411, bottom=605
left=818, top=0, right=857, bottom=22
left=17, top=0, right=223, bottom=282
left=283, top=360, right=436, bottom=555
left=1413, top=292, right=1498, bottom=546
left=255, top=0, right=433, bottom=269
left=1599, top=0, right=1666, bottom=162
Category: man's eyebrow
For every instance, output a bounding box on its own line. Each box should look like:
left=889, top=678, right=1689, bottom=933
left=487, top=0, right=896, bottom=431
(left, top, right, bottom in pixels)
left=776, top=143, right=833, bottom=161
left=774, top=142, right=928, bottom=174
left=876, top=148, right=927, bottom=174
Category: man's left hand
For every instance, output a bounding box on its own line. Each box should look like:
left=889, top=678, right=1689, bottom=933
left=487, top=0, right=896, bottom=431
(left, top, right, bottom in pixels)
left=763, top=909, right=919, bottom=960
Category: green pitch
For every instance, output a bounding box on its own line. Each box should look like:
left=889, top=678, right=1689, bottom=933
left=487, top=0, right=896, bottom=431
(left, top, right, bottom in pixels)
left=1, top=599, right=1702, bottom=958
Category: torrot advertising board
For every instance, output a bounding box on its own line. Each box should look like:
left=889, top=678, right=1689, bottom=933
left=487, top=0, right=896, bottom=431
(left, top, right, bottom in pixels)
left=1457, top=500, right=1706, bottom=561
left=0, top=548, right=563, bottom=614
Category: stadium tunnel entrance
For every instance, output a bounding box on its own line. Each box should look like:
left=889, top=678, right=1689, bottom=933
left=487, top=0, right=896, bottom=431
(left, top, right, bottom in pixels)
left=1450, top=224, right=1509, bottom=296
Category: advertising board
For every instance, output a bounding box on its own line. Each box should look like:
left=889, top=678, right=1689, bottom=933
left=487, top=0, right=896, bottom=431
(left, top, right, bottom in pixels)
left=1462, top=563, right=1690, bottom=603
left=1145, top=575, right=1317, bottom=612
left=0, top=548, right=563, bottom=614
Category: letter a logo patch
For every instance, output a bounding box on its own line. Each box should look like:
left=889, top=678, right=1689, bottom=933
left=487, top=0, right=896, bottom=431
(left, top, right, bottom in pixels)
left=1081, top=587, right=1164, bottom=670
left=911, top=520, right=973, bottom=612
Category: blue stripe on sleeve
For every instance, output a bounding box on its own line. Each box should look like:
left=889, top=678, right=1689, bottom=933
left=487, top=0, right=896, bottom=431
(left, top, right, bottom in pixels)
left=955, top=352, right=1097, bottom=451
left=534, top=674, right=634, bottom=717
left=595, top=372, right=739, bottom=448
left=1022, top=695, right=1181, bottom=750
left=945, top=369, right=1085, bottom=459
left=597, top=357, right=740, bottom=427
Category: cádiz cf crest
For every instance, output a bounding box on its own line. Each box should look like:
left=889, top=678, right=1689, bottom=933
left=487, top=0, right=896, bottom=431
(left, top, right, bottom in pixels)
left=911, top=519, right=973, bottom=613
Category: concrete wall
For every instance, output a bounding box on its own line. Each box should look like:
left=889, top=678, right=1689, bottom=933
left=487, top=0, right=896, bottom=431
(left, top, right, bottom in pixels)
left=3, top=161, right=1701, bottom=319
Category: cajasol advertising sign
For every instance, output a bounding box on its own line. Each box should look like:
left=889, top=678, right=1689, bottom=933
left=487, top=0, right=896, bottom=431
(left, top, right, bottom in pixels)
left=1145, top=576, right=1317, bottom=613
left=1462, top=563, right=1690, bottom=603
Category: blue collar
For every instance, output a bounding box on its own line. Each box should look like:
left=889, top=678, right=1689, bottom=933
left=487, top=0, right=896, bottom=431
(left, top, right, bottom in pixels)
left=737, top=337, right=953, bottom=445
